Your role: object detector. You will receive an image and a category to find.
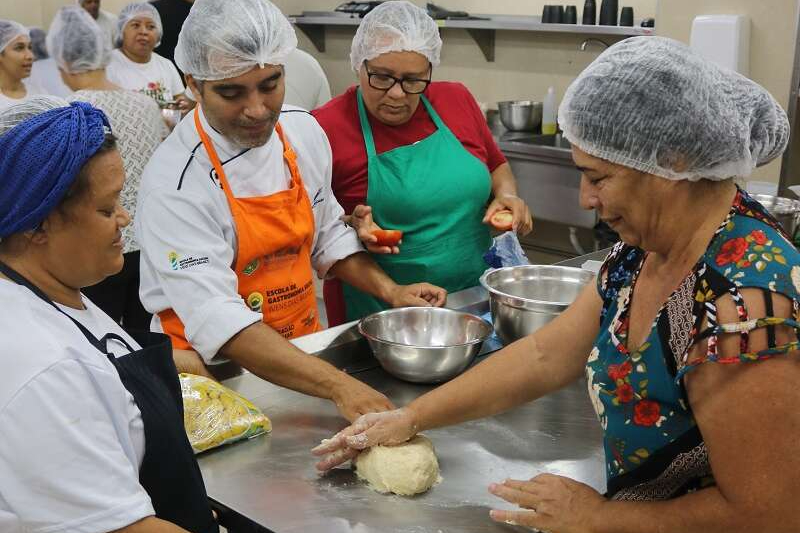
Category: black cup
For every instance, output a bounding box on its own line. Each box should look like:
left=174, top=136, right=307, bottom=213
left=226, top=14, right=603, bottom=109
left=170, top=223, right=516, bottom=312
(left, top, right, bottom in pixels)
left=542, top=5, right=552, bottom=23
left=599, top=0, right=618, bottom=25
left=564, top=5, right=577, bottom=24
left=620, top=6, right=634, bottom=26
left=556, top=5, right=565, bottom=23
left=582, top=0, right=596, bottom=24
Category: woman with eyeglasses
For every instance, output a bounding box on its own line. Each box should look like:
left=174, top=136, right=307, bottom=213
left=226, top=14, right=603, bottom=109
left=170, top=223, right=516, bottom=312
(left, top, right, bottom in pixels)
left=313, top=0, right=532, bottom=325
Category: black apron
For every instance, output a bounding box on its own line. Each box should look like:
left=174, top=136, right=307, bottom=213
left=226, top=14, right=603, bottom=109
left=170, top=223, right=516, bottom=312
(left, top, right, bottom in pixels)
left=0, top=262, right=218, bottom=533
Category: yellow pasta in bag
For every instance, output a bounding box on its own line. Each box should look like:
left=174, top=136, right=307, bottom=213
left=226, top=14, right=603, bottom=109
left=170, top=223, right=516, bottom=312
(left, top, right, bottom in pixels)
left=180, top=373, right=272, bottom=453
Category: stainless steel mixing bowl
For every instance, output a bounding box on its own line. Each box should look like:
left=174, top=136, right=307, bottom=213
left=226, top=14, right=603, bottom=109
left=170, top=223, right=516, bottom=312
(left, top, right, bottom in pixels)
left=358, top=307, right=493, bottom=383
left=480, top=265, right=594, bottom=344
left=498, top=100, right=543, bottom=132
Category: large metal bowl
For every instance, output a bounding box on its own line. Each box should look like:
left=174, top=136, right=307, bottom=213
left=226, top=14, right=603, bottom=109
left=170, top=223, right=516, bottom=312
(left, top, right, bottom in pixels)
left=751, top=194, right=800, bottom=238
left=498, top=100, right=543, bottom=132
left=480, top=265, right=593, bottom=344
left=359, top=307, right=493, bottom=383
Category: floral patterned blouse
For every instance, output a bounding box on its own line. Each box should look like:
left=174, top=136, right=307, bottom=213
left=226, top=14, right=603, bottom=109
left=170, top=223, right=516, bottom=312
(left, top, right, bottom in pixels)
left=588, top=188, right=800, bottom=500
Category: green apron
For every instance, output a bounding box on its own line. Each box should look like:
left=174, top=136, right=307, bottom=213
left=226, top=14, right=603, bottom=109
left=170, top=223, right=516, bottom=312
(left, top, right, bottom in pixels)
left=343, top=89, right=493, bottom=321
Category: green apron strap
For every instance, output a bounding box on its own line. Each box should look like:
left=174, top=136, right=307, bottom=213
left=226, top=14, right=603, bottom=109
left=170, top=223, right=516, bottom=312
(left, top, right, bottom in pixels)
left=418, top=94, right=447, bottom=131
left=356, top=89, right=378, bottom=159
left=357, top=90, right=447, bottom=158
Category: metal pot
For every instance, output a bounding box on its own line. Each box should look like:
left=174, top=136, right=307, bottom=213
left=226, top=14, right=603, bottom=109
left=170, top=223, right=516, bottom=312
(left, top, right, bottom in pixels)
left=480, top=265, right=593, bottom=344
left=751, top=194, right=800, bottom=238
left=498, top=100, right=543, bottom=132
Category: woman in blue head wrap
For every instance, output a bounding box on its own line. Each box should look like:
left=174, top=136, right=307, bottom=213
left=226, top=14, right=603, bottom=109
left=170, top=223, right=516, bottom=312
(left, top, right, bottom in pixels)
left=0, top=97, right=218, bottom=532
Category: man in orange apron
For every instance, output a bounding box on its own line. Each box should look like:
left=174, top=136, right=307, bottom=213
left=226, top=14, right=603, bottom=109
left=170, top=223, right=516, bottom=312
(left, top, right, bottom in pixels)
left=135, top=0, right=446, bottom=421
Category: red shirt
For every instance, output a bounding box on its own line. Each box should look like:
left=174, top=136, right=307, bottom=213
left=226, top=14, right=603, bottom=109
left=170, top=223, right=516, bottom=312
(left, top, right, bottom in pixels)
left=312, top=81, right=507, bottom=215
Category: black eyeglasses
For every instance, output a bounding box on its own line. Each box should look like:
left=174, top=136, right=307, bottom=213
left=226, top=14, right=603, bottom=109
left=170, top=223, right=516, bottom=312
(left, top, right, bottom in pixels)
left=364, top=60, right=433, bottom=95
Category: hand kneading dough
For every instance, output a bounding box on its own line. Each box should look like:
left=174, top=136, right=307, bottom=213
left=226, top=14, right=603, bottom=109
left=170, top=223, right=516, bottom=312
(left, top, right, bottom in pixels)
left=355, top=435, right=440, bottom=496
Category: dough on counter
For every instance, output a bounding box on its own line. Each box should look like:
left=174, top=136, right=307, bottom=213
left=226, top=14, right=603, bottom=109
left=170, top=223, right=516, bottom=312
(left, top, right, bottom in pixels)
left=354, top=435, right=441, bottom=496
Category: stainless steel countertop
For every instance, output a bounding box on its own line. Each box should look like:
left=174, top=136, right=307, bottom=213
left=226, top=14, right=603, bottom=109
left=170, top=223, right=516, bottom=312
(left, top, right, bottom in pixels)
left=198, top=250, right=610, bottom=532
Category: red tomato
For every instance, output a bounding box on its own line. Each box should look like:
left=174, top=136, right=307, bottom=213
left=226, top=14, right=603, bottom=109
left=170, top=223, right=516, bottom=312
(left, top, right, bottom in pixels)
left=371, top=229, right=403, bottom=247
left=490, top=210, right=514, bottom=231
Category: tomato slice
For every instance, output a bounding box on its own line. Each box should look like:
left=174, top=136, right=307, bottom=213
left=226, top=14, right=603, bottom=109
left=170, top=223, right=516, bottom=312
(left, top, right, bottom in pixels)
left=490, top=210, right=514, bottom=231
left=371, top=229, right=403, bottom=247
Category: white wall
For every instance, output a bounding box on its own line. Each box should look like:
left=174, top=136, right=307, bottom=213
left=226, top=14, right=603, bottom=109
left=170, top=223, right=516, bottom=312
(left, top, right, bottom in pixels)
left=655, top=0, right=799, bottom=184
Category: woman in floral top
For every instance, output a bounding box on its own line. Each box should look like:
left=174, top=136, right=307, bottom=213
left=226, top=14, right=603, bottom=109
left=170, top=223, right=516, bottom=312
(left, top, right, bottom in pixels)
left=314, top=37, right=800, bottom=533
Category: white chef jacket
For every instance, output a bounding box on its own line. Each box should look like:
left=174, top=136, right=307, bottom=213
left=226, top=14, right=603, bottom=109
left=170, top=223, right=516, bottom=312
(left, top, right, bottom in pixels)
left=0, top=280, right=151, bottom=533
left=136, top=105, right=363, bottom=362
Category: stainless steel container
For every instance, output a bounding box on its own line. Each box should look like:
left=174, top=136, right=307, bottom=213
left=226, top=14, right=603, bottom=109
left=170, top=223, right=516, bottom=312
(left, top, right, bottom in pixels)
left=751, top=194, right=800, bottom=238
left=498, top=100, right=543, bottom=132
left=358, top=307, right=493, bottom=384
left=480, top=265, right=593, bottom=344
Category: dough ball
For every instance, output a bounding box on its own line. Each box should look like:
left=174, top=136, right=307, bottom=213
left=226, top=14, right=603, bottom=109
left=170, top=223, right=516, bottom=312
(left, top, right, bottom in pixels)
left=354, top=435, right=440, bottom=496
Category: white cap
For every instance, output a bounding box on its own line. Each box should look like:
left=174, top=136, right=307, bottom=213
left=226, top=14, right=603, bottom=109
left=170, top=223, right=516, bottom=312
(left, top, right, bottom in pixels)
left=47, top=6, right=111, bottom=74
left=0, top=20, right=28, bottom=55
left=350, top=1, right=442, bottom=72
left=559, top=36, right=789, bottom=181
left=175, top=0, right=297, bottom=81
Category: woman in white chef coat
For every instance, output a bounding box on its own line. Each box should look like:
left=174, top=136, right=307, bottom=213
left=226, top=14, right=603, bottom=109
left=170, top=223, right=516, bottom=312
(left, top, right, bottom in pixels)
left=0, top=21, right=36, bottom=112
left=107, top=2, right=191, bottom=110
left=0, top=96, right=217, bottom=533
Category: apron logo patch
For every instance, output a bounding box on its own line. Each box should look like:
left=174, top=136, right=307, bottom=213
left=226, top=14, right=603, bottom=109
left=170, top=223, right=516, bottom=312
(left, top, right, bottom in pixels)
left=247, top=292, right=264, bottom=313
left=242, top=258, right=260, bottom=276
left=168, top=251, right=210, bottom=271
left=302, top=311, right=315, bottom=328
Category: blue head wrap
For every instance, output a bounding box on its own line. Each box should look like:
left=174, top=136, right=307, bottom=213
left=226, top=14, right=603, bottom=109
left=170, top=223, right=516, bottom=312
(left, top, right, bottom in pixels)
left=0, top=101, right=111, bottom=239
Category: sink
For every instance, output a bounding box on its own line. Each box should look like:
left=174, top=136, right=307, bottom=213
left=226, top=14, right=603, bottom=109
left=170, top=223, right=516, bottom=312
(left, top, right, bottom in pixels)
left=499, top=132, right=572, bottom=149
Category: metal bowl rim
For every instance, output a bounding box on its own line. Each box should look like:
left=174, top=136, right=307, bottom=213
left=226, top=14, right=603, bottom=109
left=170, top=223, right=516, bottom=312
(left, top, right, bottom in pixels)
left=480, top=265, right=593, bottom=307
left=498, top=100, right=543, bottom=107
left=358, top=307, right=493, bottom=349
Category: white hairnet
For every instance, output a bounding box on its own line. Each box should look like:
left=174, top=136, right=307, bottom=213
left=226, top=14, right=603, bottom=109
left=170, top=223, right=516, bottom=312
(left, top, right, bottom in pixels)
left=350, top=1, right=442, bottom=72
left=0, top=20, right=29, bottom=55
left=559, top=36, right=789, bottom=181
left=0, top=95, right=69, bottom=135
left=115, top=2, right=162, bottom=49
left=175, top=0, right=297, bottom=81
left=47, top=6, right=110, bottom=74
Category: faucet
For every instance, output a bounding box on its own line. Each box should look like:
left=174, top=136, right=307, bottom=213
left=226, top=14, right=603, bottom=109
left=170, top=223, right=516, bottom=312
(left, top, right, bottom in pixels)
left=579, top=38, right=611, bottom=51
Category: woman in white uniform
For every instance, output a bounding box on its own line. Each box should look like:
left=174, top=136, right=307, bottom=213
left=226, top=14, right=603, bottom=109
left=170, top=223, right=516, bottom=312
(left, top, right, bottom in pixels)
left=0, top=97, right=217, bottom=532
left=0, top=21, right=35, bottom=111
left=107, top=2, right=190, bottom=110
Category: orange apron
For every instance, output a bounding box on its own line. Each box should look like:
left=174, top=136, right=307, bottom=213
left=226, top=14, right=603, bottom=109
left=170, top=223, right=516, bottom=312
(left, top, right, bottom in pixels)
left=158, top=107, right=320, bottom=349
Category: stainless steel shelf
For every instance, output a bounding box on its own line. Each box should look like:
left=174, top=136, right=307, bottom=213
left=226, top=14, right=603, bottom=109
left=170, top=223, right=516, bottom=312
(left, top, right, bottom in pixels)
left=288, top=13, right=654, bottom=60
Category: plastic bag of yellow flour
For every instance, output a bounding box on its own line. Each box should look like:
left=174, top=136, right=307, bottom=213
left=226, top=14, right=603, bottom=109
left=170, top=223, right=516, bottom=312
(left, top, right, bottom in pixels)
left=180, top=373, right=272, bottom=453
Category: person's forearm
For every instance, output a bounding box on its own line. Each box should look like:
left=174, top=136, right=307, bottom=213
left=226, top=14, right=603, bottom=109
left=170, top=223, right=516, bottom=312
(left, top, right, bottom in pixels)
left=490, top=163, right=518, bottom=198
left=220, top=322, right=348, bottom=401
left=409, top=333, right=585, bottom=432
left=329, top=252, right=396, bottom=303
left=594, top=487, right=793, bottom=533
left=112, top=516, right=191, bottom=533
